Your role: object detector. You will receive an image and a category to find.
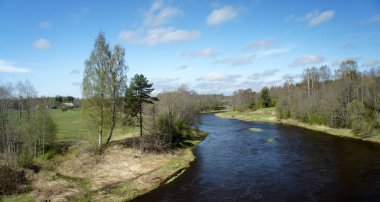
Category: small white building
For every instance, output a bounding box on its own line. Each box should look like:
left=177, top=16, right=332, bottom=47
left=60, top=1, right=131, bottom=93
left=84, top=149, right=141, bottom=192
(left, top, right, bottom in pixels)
left=63, top=102, right=75, bottom=108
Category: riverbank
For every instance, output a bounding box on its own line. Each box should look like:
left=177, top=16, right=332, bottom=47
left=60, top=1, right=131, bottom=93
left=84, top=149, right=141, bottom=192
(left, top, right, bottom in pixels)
left=215, top=108, right=380, bottom=144
left=1, top=109, right=206, bottom=201
left=1, top=133, right=205, bottom=202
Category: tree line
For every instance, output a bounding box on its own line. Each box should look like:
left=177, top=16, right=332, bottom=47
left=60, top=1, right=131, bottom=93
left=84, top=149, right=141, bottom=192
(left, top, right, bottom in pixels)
left=274, top=60, right=380, bottom=137
left=0, top=81, right=56, bottom=168
left=230, top=86, right=275, bottom=112
left=231, top=60, right=380, bottom=137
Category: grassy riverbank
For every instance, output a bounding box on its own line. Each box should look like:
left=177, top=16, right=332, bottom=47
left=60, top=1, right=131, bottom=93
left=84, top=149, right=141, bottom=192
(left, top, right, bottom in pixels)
left=215, top=108, right=277, bottom=123
left=1, top=109, right=206, bottom=202
left=216, top=108, right=380, bottom=143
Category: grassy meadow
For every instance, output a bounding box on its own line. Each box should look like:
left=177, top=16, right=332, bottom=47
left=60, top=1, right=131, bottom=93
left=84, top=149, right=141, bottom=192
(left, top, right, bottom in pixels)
left=48, top=108, right=139, bottom=142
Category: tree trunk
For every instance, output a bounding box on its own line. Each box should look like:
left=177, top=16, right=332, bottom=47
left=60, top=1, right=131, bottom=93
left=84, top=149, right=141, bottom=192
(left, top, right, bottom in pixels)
left=98, top=126, right=103, bottom=148
left=106, top=90, right=116, bottom=144
left=139, top=103, right=143, bottom=152
left=99, top=93, right=104, bottom=149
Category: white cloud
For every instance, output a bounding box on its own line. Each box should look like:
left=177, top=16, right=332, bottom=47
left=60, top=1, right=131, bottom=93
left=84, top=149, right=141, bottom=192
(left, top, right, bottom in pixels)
left=214, top=54, right=255, bottom=66
left=256, top=47, right=292, bottom=57
left=362, top=14, right=380, bottom=24
left=370, top=14, right=380, bottom=23
left=246, top=39, right=276, bottom=50
left=194, top=81, right=234, bottom=94
left=331, top=57, right=360, bottom=66
left=309, top=10, right=335, bottom=26
left=195, top=72, right=241, bottom=94
left=173, top=65, right=192, bottom=75
left=119, top=27, right=200, bottom=45
left=39, top=21, right=52, bottom=28
left=176, top=65, right=191, bottom=71
left=181, top=48, right=217, bottom=58
left=70, top=69, right=80, bottom=74
left=363, top=59, right=380, bottom=68
left=290, top=55, right=325, bottom=66
left=71, top=82, right=81, bottom=86
left=247, top=69, right=279, bottom=80
left=70, top=8, right=90, bottom=24
left=33, top=38, right=51, bottom=50
left=144, top=0, right=181, bottom=27
left=206, top=5, right=238, bottom=25
left=150, top=77, right=180, bottom=92
left=0, top=60, right=30, bottom=73
left=297, top=10, right=335, bottom=26
left=151, top=77, right=179, bottom=84
left=197, top=72, right=240, bottom=82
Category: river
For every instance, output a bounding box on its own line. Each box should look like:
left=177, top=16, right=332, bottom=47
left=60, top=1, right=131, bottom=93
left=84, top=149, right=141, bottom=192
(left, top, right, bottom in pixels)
left=134, top=113, right=380, bottom=201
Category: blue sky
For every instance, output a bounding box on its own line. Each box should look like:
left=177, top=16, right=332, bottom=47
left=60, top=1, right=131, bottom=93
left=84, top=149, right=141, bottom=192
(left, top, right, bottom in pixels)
left=0, top=0, right=379, bottom=97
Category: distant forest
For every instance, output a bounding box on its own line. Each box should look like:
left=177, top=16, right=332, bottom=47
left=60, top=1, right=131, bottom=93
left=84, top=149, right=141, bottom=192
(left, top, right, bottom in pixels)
left=232, top=60, right=380, bottom=137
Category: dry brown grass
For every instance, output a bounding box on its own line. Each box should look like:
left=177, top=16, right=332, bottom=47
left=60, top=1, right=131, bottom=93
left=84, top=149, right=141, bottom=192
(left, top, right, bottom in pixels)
left=23, top=134, right=198, bottom=201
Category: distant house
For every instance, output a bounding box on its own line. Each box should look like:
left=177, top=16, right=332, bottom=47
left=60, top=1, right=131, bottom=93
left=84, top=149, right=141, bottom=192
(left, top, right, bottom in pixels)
left=62, top=102, right=75, bottom=109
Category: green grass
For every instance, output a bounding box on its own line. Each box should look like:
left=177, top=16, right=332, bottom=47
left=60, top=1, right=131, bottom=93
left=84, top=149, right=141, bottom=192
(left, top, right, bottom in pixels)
left=49, top=108, right=91, bottom=140
left=48, top=109, right=138, bottom=141
left=0, top=194, right=35, bottom=202
left=215, top=107, right=277, bottom=123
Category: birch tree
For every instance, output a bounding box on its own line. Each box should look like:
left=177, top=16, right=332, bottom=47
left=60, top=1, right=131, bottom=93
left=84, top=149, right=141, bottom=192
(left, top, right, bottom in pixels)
left=82, top=32, right=127, bottom=148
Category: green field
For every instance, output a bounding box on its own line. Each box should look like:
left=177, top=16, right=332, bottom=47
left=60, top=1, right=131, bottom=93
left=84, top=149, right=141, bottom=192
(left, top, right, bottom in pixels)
left=48, top=109, right=138, bottom=141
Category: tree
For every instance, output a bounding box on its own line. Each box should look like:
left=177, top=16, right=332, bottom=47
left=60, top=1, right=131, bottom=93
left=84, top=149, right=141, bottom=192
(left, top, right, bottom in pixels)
left=82, top=32, right=127, bottom=148
left=65, top=96, right=75, bottom=102
left=274, top=60, right=380, bottom=136
left=125, top=74, right=158, bottom=151
left=106, top=45, right=128, bottom=143
left=260, top=87, right=272, bottom=108
left=0, top=81, right=56, bottom=168
left=144, top=86, right=201, bottom=148
left=55, top=95, right=63, bottom=103
left=231, top=89, right=257, bottom=111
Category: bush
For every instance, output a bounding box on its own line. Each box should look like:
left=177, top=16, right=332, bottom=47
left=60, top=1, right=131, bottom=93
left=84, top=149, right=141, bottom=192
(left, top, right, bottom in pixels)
left=0, top=166, right=28, bottom=195
left=37, top=146, right=57, bottom=160
left=351, top=119, right=375, bottom=137
left=307, top=114, right=327, bottom=125
left=348, top=100, right=375, bottom=137
left=61, top=106, right=69, bottom=112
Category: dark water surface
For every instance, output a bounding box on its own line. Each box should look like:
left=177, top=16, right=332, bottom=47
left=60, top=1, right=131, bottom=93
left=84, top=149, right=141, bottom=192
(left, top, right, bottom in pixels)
left=134, top=114, right=380, bottom=201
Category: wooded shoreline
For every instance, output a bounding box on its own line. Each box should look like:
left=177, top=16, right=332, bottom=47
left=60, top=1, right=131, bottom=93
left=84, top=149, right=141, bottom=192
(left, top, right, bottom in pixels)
left=215, top=108, right=380, bottom=144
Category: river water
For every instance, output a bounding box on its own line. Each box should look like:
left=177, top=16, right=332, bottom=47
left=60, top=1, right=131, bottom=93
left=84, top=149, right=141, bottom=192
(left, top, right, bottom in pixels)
left=134, top=113, right=380, bottom=201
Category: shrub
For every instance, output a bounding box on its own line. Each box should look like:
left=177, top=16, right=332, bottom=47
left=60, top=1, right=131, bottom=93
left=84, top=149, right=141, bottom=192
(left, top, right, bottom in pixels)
left=307, top=113, right=327, bottom=125
left=61, top=106, right=69, bottom=112
left=0, top=166, right=28, bottom=195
